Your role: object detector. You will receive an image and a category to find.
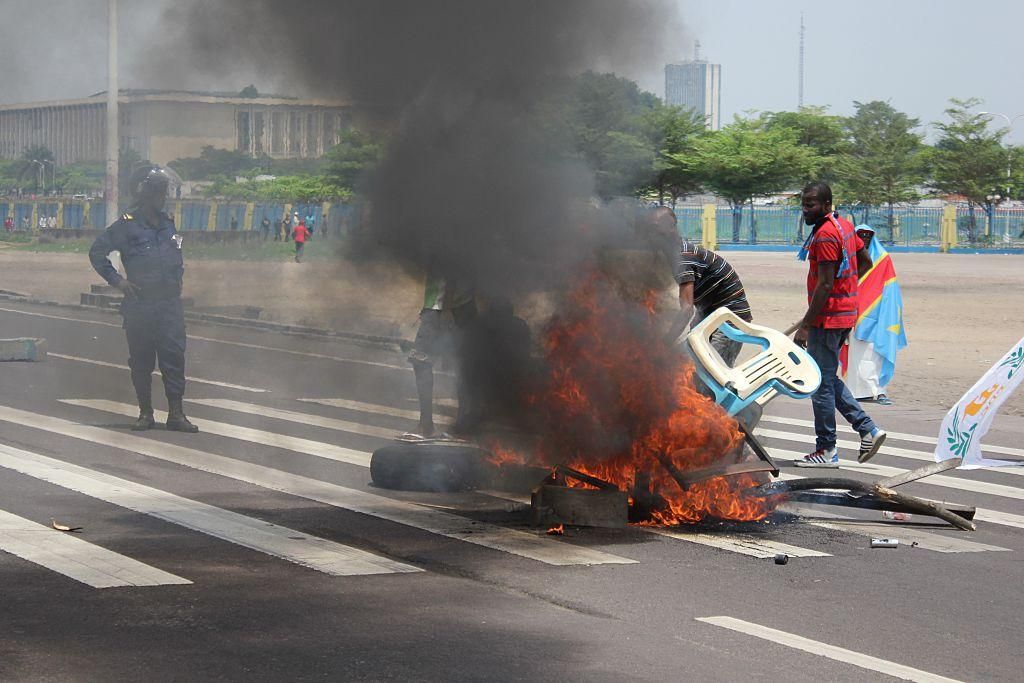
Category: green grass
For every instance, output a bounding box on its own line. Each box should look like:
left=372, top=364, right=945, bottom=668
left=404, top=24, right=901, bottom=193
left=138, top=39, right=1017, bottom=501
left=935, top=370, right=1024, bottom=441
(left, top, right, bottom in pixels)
left=7, top=235, right=341, bottom=261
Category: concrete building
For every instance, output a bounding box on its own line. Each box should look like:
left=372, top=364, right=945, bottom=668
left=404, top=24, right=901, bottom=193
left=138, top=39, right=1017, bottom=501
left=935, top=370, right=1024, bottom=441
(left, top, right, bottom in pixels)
left=664, top=61, right=721, bottom=130
left=0, top=89, right=355, bottom=166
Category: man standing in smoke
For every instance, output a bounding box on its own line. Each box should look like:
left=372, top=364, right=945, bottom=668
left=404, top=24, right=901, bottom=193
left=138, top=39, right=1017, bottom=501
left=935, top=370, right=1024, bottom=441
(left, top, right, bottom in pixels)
left=88, top=166, right=199, bottom=433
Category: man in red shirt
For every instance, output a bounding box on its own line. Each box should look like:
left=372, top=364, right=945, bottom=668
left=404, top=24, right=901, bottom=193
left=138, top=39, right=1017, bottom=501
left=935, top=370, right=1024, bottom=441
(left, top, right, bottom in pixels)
left=292, top=219, right=310, bottom=262
left=793, top=182, right=886, bottom=467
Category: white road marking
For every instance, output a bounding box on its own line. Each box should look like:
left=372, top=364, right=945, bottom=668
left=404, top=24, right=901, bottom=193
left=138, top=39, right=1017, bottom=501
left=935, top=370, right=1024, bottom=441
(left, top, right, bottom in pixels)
left=299, top=397, right=422, bottom=421
left=786, top=506, right=1011, bottom=553
left=61, top=399, right=373, bottom=468
left=49, top=353, right=268, bottom=394
left=768, top=447, right=1024, bottom=502
left=648, top=528, right=829, bottom=558
left=0, top=306, right=414, bottom=373
left=188, top=398, right=396, bottom=439
left=762, top=414, right=1024, bottom=461
left=0, top=443, right=418, bottom=577
left=775, top=471, right=1024, bottom=531
left=0, top=405, right=632, bottom=566
left=696, top=616, right=963, bottom=683
left=0, top=508, right=191, bottom=588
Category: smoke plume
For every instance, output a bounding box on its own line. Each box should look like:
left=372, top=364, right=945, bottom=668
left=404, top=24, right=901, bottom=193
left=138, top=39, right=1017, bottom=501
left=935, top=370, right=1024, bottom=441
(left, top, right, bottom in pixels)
left=150, top=0, right=685, bottom=297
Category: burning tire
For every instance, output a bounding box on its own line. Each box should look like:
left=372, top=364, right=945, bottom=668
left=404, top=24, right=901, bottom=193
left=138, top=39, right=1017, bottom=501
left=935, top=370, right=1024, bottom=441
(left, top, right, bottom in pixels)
left=369, top=442, right=494, bottom=492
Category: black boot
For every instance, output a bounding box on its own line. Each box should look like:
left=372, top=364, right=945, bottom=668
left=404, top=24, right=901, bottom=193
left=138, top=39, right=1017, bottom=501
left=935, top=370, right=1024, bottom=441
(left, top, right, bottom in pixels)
left=166, top=398, right=199, bottom=433
left=131, top=401, right=155, bottom=432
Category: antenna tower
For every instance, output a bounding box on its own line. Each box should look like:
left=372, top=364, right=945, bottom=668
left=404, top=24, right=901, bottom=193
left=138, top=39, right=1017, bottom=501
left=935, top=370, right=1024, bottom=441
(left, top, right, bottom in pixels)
left=798, top=13, right=805, bottom=108
left=694, top=39, right=702, bottom=62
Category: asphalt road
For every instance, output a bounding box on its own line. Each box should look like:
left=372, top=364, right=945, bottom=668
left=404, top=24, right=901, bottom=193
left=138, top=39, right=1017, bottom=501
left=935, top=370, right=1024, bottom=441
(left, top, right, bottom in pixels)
left=1, top=300, right=1022, bottom=682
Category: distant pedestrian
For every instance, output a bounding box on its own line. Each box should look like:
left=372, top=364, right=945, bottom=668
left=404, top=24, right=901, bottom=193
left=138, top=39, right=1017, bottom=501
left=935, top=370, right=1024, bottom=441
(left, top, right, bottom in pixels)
left=20, top=215, right=30, bottom=231
left=38, top=214, right=47, bottom=231
left=292, top=218, right=309, bottom=262
left=230, top=214, right=238, bottom=231
left=3, top=216, right=12, bottom=233
left=260, top=216, right=271, bottom=240
left=279, top=213, right=290, bottom=241
left=46, top=214, right=57, bottom=229
left=305, top=212, right=316, bottom=238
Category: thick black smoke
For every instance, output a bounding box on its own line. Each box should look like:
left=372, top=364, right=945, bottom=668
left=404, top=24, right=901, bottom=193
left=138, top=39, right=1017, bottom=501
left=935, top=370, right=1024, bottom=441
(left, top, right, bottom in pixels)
left=153, top=0, right=683, bottom=297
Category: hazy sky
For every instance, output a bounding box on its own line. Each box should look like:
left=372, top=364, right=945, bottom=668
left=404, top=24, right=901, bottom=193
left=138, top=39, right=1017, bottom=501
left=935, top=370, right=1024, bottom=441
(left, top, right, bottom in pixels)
left=1, top=0, right=1022, bottom=143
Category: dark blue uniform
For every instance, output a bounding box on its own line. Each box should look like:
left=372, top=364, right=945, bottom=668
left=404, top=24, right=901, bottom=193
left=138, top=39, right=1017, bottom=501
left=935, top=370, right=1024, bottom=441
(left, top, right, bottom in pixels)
left=89, top=210, right=188, bottom=402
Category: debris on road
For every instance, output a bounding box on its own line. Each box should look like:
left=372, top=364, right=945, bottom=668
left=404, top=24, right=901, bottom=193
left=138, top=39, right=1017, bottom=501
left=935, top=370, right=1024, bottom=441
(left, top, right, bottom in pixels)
left=50, top=519, right=82, bottom=532
left=870, top=538, right=899, bottom=548
left=774, top=553, right=789, bottom=565
left=0, top=337, right=47, bottom=362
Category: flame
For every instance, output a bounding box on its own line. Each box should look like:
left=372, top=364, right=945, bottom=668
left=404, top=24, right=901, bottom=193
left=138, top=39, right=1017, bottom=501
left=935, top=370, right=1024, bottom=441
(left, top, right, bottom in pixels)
left=500, top=270, right=774, bottom=525
left=546, top=524, right=565, bottom=535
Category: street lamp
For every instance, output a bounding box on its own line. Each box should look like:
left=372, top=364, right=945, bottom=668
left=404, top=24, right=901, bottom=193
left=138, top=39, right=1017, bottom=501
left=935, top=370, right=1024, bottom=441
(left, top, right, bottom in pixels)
left=979, top=111, right=1023, bottom=240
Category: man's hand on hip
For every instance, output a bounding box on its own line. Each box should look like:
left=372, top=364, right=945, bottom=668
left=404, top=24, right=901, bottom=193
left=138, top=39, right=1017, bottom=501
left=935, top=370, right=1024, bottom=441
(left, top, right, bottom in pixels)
left=115, top=279, right=141, bottom=299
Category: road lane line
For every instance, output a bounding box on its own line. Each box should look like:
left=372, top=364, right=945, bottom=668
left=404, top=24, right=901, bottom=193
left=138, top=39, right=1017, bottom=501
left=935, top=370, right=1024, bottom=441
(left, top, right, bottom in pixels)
left=188, top=398, right=396, bottom=439
left=648, top=529, right=829, bottom=558
left=762, top=414, right=1024, bottom=460
left=0, top=443, right=418, bottom=577
left=696, top=616, right=962, bottom=682
left=0, top=306, right=414, bottom=373
left=0, top=508, right=191, bottom=588
left=49, top=353, right=268, bottom=394
left=0, top=406, right=632, bottom=566
left=61, top=399, right=373, bottom=468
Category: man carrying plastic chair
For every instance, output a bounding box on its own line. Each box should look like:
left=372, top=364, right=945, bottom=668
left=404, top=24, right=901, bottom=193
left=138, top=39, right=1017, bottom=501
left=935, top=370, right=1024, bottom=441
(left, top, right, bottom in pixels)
left=658, top=207, right=753, bottom=367
left=793, top=182, right=886, bottom=467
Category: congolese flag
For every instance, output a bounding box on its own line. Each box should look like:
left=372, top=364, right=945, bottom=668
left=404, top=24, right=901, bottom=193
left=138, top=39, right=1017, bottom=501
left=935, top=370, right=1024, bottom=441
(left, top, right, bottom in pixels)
left=840, top=226, right=908, bottom=386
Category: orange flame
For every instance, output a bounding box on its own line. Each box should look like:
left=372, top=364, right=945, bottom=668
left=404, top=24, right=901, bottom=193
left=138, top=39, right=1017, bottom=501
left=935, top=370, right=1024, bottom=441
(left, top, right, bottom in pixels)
left=499, top=270, right=774, bottom=525
left=546, top=524, right=565, bottom=535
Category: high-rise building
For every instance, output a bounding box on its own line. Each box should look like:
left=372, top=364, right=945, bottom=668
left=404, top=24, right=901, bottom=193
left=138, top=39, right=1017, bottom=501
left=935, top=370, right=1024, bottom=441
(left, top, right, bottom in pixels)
left=664, top=60, right=721, bottom=130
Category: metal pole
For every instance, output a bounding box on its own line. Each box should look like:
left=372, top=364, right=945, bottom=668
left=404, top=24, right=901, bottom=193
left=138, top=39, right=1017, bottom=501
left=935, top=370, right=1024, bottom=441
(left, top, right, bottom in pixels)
left=105, top=0, right=121, bottom=273
left=105, top=0, right=118, bottom=228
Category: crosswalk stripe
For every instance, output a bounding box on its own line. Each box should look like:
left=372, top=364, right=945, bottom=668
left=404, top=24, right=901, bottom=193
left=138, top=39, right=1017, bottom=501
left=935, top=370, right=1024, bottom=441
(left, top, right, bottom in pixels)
left=776, top=471, right=1024, bottom=531
left=49, top=353, right=268, bottom=394
left=785, top=506, right=1011, bottom=553
left=0, top=508, right=191, bottom=588
left=762, top=414, right=1024, bottom=460
left=758, top=427, right=1024, bottom=480
left=769, top=448, right=1024, bottom=502
left=0, top=405, right=632, bottom=566
left=299, top=397, right=422, bottom=422
left=188, top=398, right=397, bottom=439
left=0, top=443, right=418, bottom=577
left=61, top=399, right=373, bottom=468
left=647, top=528, right=830, bottom=558
left=696, top=616, right=962, bottom=683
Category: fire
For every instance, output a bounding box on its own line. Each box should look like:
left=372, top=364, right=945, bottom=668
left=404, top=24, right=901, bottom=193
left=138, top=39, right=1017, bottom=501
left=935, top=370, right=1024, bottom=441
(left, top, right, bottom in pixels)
left=502, top=270, right=774, bottom=525
left=546, top=524, right=565, bottom=535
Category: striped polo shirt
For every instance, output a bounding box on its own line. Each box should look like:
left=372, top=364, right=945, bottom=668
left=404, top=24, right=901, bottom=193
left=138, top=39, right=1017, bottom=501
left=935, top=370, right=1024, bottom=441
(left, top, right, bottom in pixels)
left=673, top=240, right=753, bottom=321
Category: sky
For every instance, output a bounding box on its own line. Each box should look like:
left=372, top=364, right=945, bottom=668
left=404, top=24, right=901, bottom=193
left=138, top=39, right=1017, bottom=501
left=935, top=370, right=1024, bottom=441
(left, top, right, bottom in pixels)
left=1, top=0, right=1022, bottom=143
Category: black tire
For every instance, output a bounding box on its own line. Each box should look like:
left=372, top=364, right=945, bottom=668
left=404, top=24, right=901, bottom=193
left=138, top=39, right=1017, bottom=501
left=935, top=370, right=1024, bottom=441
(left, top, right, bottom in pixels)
left=370, top=442, right=495, bottom=492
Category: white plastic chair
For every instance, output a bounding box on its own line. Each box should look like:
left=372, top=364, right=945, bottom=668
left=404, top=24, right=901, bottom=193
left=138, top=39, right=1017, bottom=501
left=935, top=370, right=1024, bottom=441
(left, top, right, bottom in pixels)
left=685, top=307, right=821, bottom=416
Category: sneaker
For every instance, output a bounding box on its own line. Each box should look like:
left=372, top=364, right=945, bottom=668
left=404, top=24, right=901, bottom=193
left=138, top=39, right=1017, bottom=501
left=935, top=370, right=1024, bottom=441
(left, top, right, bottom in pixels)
left=876, top=394, right=893, bottom=406
left=794, top=447, right=839, bottom=468
left=859, top=427, right=887, bottom=463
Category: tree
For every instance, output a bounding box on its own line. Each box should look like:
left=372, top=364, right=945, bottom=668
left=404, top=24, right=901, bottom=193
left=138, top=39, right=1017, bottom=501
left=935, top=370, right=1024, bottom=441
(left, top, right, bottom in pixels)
left=676, top=117, right=819, bottom=242
left=928, top=98, right=1008, bottom=242
left=762, top=106, right=846, bottom=177
left=322, top=129, right=384, bottom=192
left=168, top=146, right=256, bottom=181
left=835, top=101, right=925, bottom=240
left=238, top=84, right=259, bottom=98
left=16, top=145, right=55, bottom=193
left=637, top=104, right=706, bottom=205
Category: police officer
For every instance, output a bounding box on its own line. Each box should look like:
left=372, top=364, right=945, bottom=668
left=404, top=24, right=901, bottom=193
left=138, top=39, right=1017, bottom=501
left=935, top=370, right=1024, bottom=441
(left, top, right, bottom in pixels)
left=88, top=165, right=199, bottom=433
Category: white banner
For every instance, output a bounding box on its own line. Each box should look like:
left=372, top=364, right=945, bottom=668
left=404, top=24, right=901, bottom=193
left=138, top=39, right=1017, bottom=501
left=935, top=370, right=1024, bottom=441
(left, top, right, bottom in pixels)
left=935, top=337, right=1024, bottom=468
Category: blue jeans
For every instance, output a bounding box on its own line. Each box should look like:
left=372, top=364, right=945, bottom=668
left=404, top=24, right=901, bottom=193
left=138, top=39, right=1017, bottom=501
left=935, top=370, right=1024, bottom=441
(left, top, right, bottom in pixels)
left=807, top=327, right=876, bottom=451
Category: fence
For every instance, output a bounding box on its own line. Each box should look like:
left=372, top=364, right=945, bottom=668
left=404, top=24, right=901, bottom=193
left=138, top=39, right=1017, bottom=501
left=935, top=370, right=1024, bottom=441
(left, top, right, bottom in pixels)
left=0, top=198, right=363, bottom=238
left=671, top=203, right=1024, bottom=249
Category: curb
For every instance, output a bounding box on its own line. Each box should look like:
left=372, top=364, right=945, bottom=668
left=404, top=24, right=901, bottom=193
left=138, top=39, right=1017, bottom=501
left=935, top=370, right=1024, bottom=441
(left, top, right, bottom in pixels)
left=0, top=292, right=405, bottom=351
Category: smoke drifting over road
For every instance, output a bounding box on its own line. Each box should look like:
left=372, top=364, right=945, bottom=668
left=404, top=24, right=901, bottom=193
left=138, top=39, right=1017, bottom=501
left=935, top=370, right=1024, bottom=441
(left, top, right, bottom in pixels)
left=155, top=0, right=684, bottom=297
